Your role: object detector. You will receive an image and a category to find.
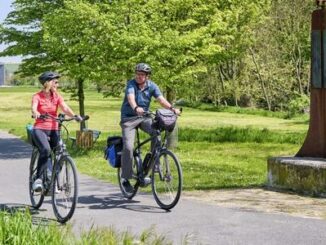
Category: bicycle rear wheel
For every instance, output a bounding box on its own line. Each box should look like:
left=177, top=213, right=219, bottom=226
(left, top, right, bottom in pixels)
left=52, top=156, right=78, bottom=223
left=152, top=150, right=182, bottom=210
left=118, top=156, right=140, bottom=199
left=29, top=150, right=44, bottom=209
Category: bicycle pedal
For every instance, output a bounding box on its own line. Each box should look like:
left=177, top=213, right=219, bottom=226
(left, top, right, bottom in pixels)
left=44, top=189, right=51, bottom=196
left=139, top=177, right=151, bottom=187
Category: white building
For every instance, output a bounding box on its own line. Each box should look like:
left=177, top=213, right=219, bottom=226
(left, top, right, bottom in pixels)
left=0, top=63, right=5, bottom=86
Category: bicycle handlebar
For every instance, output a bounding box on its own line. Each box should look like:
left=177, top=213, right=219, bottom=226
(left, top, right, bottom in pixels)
left=142, top=107, right=183, bottom=117
left=33, top=113, right=90, bottom=123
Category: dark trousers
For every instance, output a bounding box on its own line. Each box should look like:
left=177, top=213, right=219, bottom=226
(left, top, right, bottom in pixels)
left=120, top=117, right=156, bottom=179
left=32, top=129, right=59, bottom=179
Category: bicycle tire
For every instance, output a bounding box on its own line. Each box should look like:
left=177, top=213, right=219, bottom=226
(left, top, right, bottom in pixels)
left=29, top=150, right=44, bottom=209
left=118, top=155, right=140, bottom=199
left=151, top=149, right=182, bottom=210
left=52, top=156, right=78, bottom=223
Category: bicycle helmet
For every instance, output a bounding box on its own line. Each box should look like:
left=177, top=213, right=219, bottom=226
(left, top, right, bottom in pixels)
left=38, top=71, right=61, bottom=84
left=135, top=63, right=151, bottom=74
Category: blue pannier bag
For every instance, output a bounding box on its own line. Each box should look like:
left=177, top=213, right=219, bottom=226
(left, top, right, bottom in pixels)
left=26, top=124, right=34, bottom=145
left=104, top=136, right=123, bottom=168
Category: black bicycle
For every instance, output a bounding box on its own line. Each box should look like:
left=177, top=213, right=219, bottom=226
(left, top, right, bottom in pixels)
left=28, top=113, right=89, bottom=223
left=118, top=110, right=182, bottom=210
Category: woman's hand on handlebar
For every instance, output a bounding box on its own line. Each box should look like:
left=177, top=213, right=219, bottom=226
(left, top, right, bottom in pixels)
left=74, top=115, right=83, bottom=122
left=72, top=115, right=89, bottom=122
left=32, top=111, right=41, bottom=119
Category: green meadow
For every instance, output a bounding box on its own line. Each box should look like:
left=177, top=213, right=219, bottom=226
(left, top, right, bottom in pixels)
left=0, top=86, right=308, bottom=190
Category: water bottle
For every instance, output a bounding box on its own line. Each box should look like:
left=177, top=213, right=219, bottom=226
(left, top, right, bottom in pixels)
left=143, top=152, right=152, bottom=170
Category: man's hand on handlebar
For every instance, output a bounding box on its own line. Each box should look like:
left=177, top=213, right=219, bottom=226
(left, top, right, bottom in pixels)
left=135, top=106, right=145, bottom=116
left=172, top=108, right=181, bottom=115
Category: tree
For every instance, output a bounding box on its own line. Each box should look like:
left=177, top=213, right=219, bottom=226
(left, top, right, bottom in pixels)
left=0, top=0, right=64, bottom=75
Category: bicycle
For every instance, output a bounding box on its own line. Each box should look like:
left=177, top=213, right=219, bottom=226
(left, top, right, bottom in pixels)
left=118, top=110, right=182, bottom=210
left=28, top=113, right=89, bottom=223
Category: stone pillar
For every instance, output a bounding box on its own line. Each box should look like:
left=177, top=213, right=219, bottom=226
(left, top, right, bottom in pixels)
left=267, top=1, right=326, bottom=195
left=296, top=2, right=326, bottom=157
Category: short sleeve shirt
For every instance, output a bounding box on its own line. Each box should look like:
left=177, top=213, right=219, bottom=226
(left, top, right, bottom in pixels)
left=32, top=91, right=64, bottom=130
left=120, top=79, right=162, bottom=121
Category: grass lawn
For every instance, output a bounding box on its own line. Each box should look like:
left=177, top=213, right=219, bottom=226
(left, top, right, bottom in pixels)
left=0, top=86, right=307, bottom=190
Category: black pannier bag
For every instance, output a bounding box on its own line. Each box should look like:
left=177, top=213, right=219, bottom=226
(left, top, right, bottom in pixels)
left=104, top=136, right=123, bottom=168
left=153, top=109, right=177, bottom=132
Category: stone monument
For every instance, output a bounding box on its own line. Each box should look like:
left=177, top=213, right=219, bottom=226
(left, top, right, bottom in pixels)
left=297, top=0, right=326, bottom=157
left=267, top=1, right=326, bottom=196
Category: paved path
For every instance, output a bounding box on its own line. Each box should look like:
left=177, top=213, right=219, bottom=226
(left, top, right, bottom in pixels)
left=1, top=130, right=326, bottom=244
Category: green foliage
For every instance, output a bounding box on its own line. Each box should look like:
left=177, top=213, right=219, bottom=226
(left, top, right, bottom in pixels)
left=179, top=126, right=305, bottom=144
left=0, top=210, right=70, bottom=245
left=179, top=141, right=298, bottom=190
left=0, top=211, right=172, bottom=244
left=287, top=94, right=310, bottom=117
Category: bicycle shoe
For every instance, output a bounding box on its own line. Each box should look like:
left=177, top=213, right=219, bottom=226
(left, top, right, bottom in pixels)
left=139, top=177, right=151, bottom=187
left=32, top=178, right=43, bottom=192
left=122, top=179, right=134, bottom=193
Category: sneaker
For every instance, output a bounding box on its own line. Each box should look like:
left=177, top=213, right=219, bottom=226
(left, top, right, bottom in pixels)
left=122, top=179, right=134, bottom=193
left=139, top=177, right=151, bottom=187
left=32, top=178, right=43, bottom=192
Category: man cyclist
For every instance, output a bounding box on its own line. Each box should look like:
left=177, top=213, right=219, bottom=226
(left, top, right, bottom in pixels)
left=120, top=63, right=180, bottom=193
left=31, top=71, right=81, bottom=192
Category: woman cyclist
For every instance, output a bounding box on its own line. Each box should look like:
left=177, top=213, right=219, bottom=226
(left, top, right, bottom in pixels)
left=31, top=71, right=81, bottom=192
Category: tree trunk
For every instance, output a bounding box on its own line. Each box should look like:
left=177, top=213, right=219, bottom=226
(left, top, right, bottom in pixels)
left=77, top=78, right=86, bottom=130
left=249, top=48, right=271, bottom=111
left=218, top=66, right=227, bottom=106
left=295, top=46, right=303, bottom=94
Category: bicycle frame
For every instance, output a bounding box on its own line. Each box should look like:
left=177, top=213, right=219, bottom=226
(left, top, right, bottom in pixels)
left=29, top=113, right=88, bottom=222
left=118, top=110, right=182, bottom=209
left=31, top=116, right=71, bottom=194
left=134, top=120, right=167, bottom=178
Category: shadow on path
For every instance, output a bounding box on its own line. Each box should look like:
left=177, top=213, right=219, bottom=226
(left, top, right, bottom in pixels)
left=78, top=193, right=168, bottom=213
left=0, top=138, right=31, bottom=159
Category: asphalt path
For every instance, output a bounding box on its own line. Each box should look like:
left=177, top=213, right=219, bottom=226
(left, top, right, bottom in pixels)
left=1, top=130, right=326, bottom=245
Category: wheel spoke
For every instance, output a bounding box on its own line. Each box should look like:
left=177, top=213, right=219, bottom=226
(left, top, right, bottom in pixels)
left=152, top=150, right=182, bottom=210
left=29, top=151, right=44, bottom=209
left=52, top=156, right=78, bottom=223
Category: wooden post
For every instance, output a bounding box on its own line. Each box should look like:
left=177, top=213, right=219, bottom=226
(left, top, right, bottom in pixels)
left=76, top=130, right=93, bottom=149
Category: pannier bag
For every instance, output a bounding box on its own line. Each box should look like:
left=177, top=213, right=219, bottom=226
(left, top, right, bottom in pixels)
left=104, top=136, right=123, bottom=168
left=154, top=109, right=177, bottom=132
left=26, top=124, right=34, bottom=145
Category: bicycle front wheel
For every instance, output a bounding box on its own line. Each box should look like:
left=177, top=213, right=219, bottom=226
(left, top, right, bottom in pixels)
left=29, top=150, right=44, bottom=209
left=152, top=150, right=182, bottom=210
left=52, top=156, right=78, bottom=223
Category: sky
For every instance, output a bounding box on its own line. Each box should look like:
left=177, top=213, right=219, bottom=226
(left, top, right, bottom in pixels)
left=0, top=0, right=22, bottom=63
